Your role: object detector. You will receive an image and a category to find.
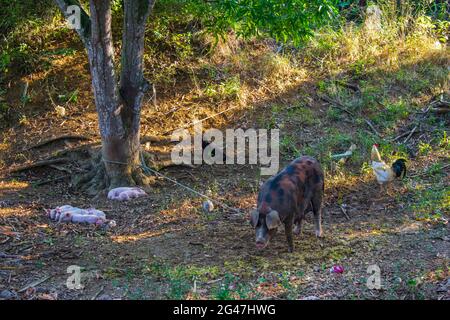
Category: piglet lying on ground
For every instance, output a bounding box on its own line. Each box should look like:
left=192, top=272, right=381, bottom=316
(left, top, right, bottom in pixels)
left=251, top=156, right=324, bottom=252
left=46, top=205, right=116, bottom=228
left=107, top=187, right=147, bottom=201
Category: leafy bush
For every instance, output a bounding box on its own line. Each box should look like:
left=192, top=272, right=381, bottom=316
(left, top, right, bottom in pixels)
left=186, top=0, right=339, bottom=45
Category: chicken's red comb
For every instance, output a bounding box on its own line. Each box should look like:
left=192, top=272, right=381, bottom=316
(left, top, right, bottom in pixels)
left=373, top=144, right=379, bottom=147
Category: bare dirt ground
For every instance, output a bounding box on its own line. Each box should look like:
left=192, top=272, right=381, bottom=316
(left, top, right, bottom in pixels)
left=0, top=35, right=449, bottom=300
left=0, top=104, right=448, bottom=300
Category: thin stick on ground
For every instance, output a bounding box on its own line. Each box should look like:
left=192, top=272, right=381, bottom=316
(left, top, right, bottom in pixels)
left=91, top=286, right=105, bottom=300
left=18, top=275, right=52, bottom=293
left=391, top=127, right=420, bottom=142
left=33, top=175, right=70, bottom=186
left=339, top=205, right=351, bottom=221
left=403, top=125, right=418, bottom=144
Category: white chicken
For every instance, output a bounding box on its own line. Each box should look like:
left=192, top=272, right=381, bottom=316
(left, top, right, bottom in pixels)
left=371, top=144, right=406, bottom=193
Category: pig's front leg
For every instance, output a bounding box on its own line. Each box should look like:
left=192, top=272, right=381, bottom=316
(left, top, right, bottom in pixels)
left=284, top=219, right=294, bottom=253
left=293, top=216, right=303, bottom=235
left=293, top=204, right=305, bottom=236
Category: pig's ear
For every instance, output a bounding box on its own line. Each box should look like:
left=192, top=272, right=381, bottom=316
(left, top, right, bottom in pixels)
left=266, top=210, right=281, bottom=230
left=250, top=209, right=259, bottom=228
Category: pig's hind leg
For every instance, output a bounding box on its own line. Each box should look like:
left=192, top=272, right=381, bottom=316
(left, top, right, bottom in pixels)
left=311, top=193, right=323, bottom=238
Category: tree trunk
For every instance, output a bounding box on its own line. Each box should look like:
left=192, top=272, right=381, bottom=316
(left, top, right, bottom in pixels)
left=85, top=0, right=132, bottom=188
left=54, top=0, right=155, bottom=193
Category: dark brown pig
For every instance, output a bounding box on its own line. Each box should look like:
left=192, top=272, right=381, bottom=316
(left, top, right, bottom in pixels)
left=250, top=156, right=324, bottom=252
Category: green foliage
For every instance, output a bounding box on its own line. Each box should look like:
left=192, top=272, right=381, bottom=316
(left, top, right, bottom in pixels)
left=0, top=0, right=54, bottom=33
left=186, top=0, right=338, bottom=45
left=371, top=100, right=409, bottom=127
left=204, top=75, right=241, bottom=101
left=211, top=274, right=252, bottom=300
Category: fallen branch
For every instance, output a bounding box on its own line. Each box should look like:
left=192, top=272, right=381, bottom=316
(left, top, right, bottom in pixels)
left=339, top=205, right=350, bottom=221
left=391, top=127, right=420, bottom=142
left=188, top=241, right=205, bottom=246
left=8, top=158, right=70, bottom=174
left=319, top=95, right=354, bottom=116
left=32, top=175, right=70, bottom=186
left=336, top=80, right=360, bottom=92
left=364, top=119, right=381, bottom=137
left=431, top=107, right=450, bottom=114
left=0, top=252, right=23, bottom=259
left=18, top=275, right=52, bottom=293
left=403, top=125, right=418, bottom=144
left=49, top=164, right=72, bottom=173
left=91, top=286, right=105, bottom=300
left=24, top=134, right=90, bottom=151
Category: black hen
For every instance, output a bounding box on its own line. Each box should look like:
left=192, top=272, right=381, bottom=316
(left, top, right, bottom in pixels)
left=392, top=158, right=407, bottom=178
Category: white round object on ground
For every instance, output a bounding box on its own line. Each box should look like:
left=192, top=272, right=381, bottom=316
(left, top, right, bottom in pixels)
left=202, top=200, right=214, bottom=213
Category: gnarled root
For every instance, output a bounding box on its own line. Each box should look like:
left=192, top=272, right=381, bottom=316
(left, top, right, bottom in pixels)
left=72, top=150, right=187, bottom=196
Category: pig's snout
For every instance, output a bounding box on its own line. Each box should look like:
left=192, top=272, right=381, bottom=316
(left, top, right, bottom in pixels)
left=255, top=239, right=268, bottom=250
left=255, top=227, right=270, bottom=250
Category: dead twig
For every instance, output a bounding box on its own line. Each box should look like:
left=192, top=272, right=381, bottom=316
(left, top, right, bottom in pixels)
left=319, top=95, right=354, bottom=116
left=0, top=253, right=23, bottom=259
left=91, top=286, right=105, bottom=300
left=391, top=127, right=420, bottom=142
left=18, top=275, right=52, bottom=293
left=339, top=205, right=351, bottom=221
left=48, top=164, right=72, bottom=173
left=188, top=241, right=205, bottom=246
left=403, top=125, right=418, bottom=144
left=336, top=80, right=360, bottom=92
left=33, top=175, right=70, bottom=186
left=431, top=107, right=450, bottom=114
left=364, top=119, right=381, bottom=137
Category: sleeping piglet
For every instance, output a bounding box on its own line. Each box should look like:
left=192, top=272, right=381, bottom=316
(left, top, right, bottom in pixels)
left=250, top=156, right=324, bottom=252
left=107, top=187, right=147, bottom=201
left=46, top=205, right=115, bottom=228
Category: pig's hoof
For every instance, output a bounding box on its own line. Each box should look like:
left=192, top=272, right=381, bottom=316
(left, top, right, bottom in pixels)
left=288, top=247, right=294, bottom=253
left=315, top=230, right=323, bottom=238
left=293, top=226, right=302, bottom=235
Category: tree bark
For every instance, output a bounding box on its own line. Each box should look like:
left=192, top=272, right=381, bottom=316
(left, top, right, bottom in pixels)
left=87, top=0, right=133, bottom=188
left=54, top=0, right=155, bottom=192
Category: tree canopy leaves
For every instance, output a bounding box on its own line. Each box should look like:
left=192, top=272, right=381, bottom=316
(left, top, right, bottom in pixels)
left=184, top=0, right=339, bottom=45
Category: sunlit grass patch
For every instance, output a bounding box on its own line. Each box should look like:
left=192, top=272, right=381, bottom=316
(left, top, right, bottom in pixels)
left=407, top=181, right=449, bottom=223
left=144, top=261, right=221, bottom=299
left=203, top=75, right=242, bottom=102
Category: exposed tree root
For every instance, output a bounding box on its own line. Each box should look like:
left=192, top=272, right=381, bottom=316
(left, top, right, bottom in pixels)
left=8, top=157, right=70, bottom=174
left=24, top=134, right=91, bottom=151
left=72, top=150, right=190, bottom=196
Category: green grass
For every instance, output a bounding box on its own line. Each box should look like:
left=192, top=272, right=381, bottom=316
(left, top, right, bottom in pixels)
left=145, top=261, right=221, bottom=299
left=203, top=75, right=241, bottom=102
left=406, top=167, right=449, bottom=223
